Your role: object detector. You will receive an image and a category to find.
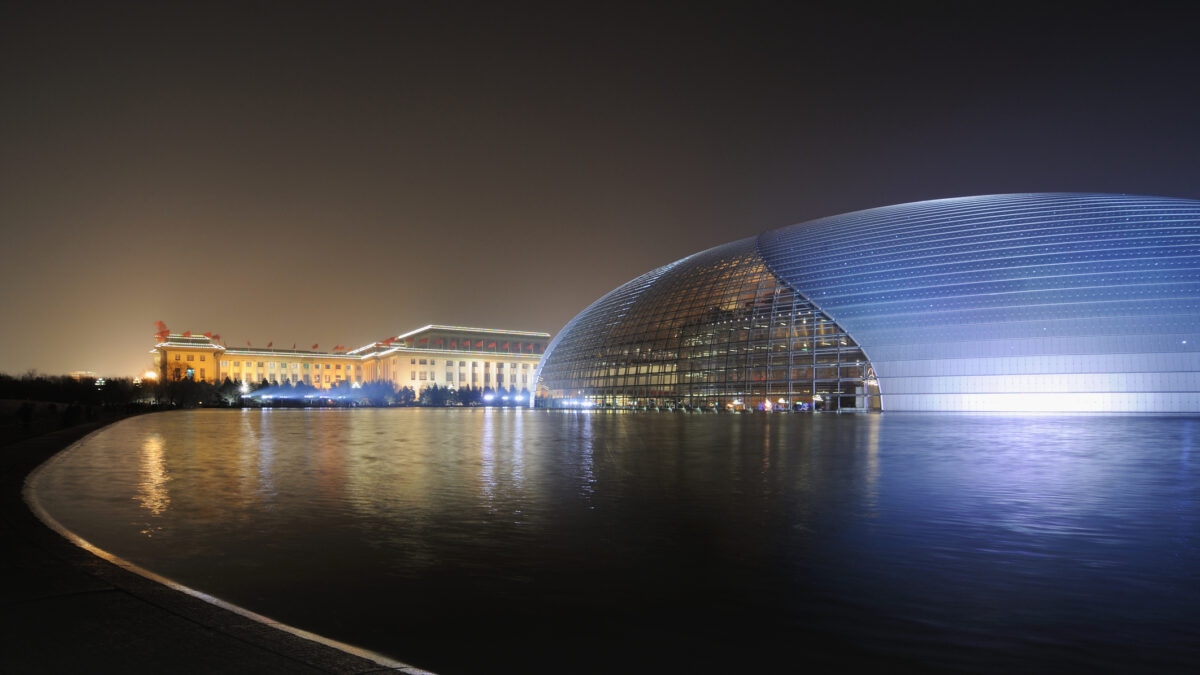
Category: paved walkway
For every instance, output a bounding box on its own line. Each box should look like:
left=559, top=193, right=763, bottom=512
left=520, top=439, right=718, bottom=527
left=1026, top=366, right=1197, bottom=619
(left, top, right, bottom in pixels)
left=0, top=421, right=419, bottom=674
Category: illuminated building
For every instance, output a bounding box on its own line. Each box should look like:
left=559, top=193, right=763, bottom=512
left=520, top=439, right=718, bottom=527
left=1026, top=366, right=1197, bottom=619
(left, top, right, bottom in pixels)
left=537, top=194, right=1200, bottom=412
left=152, top=325, right=550, bottom=394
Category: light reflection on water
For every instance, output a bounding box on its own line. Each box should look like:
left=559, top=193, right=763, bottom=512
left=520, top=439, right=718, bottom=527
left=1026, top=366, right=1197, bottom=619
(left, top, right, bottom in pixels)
left=30, top=409, right=1200, bottom=674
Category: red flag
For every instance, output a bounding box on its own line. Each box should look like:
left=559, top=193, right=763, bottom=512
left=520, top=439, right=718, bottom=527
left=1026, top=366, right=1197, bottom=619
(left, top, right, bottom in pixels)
left=154, top=320, right=168, bottom=332
left=213, top=334, right=221, bottom=343
left=487, top=341, right=496, bottom=349
left=247, top=341, right=252, bottom=347
left=203, top=332, right=213, bottom=338
left=182, top=330, right=191, bottom=337
left=312, top=343, right=319, bottom=350
left=475, top=340, right=484, bottom=348
left=449, top=340, right=457, bottom=348
left=434, top=338, right=444, bottom=345
left=334, top=345, right=344, bottom=351
left=267, top=342, right=273, bottom=348
left=502, top=342, right=509, bottom=350
left=418, top=337, right=429, bottom=344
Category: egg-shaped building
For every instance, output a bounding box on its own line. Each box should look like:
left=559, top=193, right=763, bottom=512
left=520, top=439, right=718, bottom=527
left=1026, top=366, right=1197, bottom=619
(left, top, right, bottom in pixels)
left=536, top=194, right=1200, bottom=412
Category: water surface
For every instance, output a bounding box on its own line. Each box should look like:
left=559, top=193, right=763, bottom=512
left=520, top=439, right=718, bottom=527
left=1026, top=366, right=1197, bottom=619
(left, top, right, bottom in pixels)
left=29, top=409, right=1200, bottom=673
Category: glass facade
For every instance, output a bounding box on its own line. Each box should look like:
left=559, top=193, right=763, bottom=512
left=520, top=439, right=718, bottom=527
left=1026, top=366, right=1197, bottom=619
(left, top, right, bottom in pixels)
left=541, top=193, right=1200, bottom=412
left=536, top=237, right=878, bottom=411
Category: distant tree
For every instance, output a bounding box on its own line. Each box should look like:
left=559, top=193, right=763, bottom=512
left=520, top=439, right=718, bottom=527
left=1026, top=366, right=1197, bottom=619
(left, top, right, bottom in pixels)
left=217, top=378, right=241, bottom=406
left=420, top=384, right=452, bottom=406
left=358, top=379, right=395, bottom=406
left=460, top=386, right=483, bottom=407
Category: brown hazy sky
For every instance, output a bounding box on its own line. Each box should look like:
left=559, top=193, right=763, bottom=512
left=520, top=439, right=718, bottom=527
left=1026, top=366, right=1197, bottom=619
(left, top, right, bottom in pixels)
left=3, top=1, right=1200, bottom=377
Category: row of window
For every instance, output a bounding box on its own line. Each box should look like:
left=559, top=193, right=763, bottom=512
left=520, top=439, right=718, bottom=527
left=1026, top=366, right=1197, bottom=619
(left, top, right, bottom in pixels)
left=220, top=360, right=360, bottom=370
left=412, top=371, right=528, bottom=384
left=409, top=359, right=532, bottom=369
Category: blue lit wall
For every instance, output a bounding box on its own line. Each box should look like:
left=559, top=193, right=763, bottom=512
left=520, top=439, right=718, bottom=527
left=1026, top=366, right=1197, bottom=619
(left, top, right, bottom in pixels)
left=757, top=194, right=1200, bottom=412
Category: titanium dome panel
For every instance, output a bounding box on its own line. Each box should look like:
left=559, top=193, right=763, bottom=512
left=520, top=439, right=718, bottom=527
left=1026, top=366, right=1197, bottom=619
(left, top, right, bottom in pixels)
left=756, top=193, right=1200, bottom=411
left=536, top=237, right=878, bottom=411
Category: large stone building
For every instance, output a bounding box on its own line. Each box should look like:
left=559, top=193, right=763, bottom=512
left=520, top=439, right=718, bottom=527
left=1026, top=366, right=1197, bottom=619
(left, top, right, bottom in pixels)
left=153, top=325, right=550, bottom=395
left=536, top=194, right=1200, bottom=412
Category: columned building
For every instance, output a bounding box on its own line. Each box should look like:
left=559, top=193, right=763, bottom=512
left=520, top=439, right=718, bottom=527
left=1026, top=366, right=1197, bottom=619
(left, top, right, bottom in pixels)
left=153, top=325, right=550, bottom=395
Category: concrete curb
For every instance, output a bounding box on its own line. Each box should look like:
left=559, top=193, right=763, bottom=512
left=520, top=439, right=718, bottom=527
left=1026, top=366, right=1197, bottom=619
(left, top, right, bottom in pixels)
left=1, top=419, right=429, bottom=674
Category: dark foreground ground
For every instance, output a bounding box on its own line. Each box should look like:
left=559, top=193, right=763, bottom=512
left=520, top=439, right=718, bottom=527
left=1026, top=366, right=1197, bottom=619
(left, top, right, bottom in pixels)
left=0, top=420, right=418, bottom=674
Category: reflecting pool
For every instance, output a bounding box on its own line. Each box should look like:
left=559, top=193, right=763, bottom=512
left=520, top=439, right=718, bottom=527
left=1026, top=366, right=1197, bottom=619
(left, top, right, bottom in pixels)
left=28, top=409, right=1200, bottom=673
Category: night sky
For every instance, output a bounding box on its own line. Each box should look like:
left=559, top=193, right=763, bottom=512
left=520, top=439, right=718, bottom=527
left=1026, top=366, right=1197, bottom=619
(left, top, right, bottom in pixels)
left=3, top=1, right=1199, bottom=377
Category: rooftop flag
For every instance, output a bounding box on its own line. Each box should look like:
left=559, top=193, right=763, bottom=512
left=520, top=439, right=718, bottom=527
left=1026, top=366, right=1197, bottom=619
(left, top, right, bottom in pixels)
left=267, top=342, right=273, bottom=348
left=182, top=330, right=191, bottom=337
left=312, top=343, right=319, bottom=350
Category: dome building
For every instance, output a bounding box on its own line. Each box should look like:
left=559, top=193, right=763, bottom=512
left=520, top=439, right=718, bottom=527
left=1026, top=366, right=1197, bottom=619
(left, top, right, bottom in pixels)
left=536, top=194, right=1200, bottom=412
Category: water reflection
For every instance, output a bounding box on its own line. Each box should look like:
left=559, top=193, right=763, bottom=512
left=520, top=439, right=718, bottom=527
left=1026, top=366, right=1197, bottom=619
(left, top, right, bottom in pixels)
left=30, top=410, right=1200, bottom=674
left=135, top=433, right=170, bottom=530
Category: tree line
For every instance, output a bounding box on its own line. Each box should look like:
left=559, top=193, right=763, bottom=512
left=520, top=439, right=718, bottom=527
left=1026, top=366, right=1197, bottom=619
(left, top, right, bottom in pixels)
left=0, top=372, right=532, bottom=409
left=0, top=372, right=534, bottom=446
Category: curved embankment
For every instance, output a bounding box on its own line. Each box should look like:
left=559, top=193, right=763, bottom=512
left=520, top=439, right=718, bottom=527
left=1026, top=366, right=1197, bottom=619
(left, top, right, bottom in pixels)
left=2, top=419, right=430, bottom=674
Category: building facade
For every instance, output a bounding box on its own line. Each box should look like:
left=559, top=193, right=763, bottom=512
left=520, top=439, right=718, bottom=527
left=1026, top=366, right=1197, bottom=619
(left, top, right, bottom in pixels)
left=153, top=325, right=550, bottom=395
left=537, top=194, right=1200, bottom=412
